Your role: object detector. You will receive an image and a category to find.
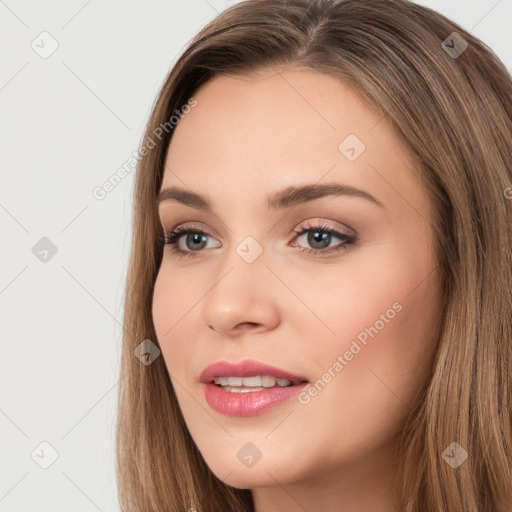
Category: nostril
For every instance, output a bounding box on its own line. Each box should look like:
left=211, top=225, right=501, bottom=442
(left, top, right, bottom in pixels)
left=235, top=322, right=260, bottom=330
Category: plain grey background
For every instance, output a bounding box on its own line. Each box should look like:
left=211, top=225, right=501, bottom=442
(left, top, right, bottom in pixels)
left=1, top=1, right=511, bottom=510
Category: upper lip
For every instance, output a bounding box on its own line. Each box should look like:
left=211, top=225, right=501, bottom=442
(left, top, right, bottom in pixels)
left=199, top=359, right=308, bottom=384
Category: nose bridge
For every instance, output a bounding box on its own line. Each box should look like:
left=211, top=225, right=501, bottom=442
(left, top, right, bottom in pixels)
left=208, top=231, right=269, bottom=303
left=201, top=233, right=280, bottom=335
left=216, top=206, right=270, bottom=271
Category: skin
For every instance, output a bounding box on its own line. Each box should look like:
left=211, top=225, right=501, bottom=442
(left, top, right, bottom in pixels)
left=152, top=66, right=443, bottom=512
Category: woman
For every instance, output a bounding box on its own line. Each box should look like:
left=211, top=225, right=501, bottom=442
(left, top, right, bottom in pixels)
left=115, top=0, right=512, bottom=510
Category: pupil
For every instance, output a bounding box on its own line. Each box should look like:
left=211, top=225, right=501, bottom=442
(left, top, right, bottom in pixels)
left=309, top=230, right=330, bottom=249
left=188, top=233, right=207, bottom=250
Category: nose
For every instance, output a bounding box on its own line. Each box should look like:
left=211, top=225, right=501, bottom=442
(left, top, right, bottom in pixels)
left=202, top=259, right=281, bottom=339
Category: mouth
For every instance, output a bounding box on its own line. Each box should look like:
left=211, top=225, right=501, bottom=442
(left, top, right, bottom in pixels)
left=211, top=375, right=307, bottom=393
left=199, top=359, right=309, bottom=416
left=199, top=358, right=308, bottom=386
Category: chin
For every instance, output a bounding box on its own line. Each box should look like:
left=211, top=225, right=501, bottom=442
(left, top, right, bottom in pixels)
left=218, top=467, right=279, bottom=490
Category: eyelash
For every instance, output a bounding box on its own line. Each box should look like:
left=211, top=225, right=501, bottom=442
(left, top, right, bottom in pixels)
left=158, top=222, right=357, bottom=260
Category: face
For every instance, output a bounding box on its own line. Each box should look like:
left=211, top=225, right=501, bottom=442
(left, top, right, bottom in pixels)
left=152, top=67, right=443, bottom=493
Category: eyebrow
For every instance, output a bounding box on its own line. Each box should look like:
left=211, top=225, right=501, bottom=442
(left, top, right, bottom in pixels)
left=155, top=183, right=384, bottom=211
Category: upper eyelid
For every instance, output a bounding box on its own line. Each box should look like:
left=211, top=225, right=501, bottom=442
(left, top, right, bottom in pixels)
left=164, top=219, right=356, bottom=241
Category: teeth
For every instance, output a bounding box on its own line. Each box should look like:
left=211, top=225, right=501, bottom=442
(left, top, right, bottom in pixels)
left=221, top=386, right=265, bottom=393
left=213, top=375, right=293, bottom=387
left=241, top=376, right=262, bottom=386
left=262, top=375, right=276, bottom=387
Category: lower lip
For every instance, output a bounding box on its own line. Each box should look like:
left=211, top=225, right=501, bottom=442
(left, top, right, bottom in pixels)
left=203, top=382, right=308, bottom=417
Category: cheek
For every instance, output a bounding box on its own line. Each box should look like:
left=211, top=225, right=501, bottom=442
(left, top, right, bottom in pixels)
left=152, top=273, right=171, bottom=344
left=151, top=270, right=196, bottom=380
left=283, top=244, right=425, bottom=346
left=300, top=242, right=441, bottom=425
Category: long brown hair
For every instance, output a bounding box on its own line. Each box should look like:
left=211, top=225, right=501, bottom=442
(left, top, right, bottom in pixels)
left=115, top=1, right=512, bottom=510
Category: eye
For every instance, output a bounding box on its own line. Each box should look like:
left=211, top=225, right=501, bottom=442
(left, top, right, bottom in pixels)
left=159, top=225, right=220, bottom=260
left=159, top=221, right=357, bottom=260
left=291, top=221, right=356, bottom=257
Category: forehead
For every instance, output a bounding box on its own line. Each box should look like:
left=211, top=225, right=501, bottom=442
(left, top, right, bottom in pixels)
left=160, top=67, right=423, bottom=216
left=165, top=68, right=380, bottom=167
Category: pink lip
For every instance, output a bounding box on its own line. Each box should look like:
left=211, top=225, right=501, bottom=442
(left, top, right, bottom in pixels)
left=199, top=359, right=308, bottom=384
left=200, top=359, right=309, bottom=417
